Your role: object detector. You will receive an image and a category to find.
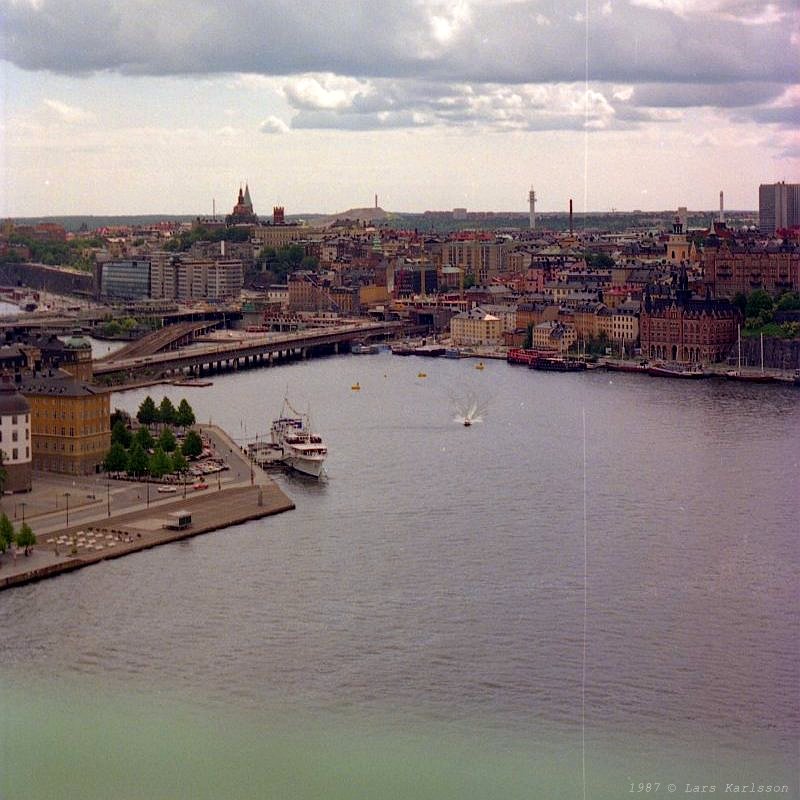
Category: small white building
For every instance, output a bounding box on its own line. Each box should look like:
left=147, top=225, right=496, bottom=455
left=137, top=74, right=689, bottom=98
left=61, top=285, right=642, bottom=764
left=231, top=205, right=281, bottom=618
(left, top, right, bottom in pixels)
left=0, top=378, right=32, bottom=492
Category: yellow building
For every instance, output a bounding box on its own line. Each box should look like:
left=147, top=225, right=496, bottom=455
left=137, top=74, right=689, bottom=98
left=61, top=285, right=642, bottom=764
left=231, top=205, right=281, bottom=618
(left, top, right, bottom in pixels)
left=450, top=309, right=502, bottom=346
left=253, top=223, right=311, bottom=250
left=21, top=376, right=111, bottom=474
left=532, top=321, right=577, bottom=351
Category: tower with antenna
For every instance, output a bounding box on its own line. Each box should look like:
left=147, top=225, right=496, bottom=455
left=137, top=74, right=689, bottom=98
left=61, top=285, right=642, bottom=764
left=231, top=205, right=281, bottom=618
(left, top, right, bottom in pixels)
left=719, top=190, right=725, bottom=224
left=528, top=187, right=537, bottom=230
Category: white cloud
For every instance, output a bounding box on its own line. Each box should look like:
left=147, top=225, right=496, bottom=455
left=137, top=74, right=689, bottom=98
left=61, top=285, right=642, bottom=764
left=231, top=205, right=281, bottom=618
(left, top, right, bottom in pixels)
left=259, top=116, right=289, bottom=134
left=282, top=74, right=372, bottom=111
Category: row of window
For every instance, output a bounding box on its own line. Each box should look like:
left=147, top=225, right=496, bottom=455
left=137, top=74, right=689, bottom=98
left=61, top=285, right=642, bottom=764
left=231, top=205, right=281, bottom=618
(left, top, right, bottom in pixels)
left=0, top=446, right=30, bottom=461
left=0, top=429, right=29, bottom=443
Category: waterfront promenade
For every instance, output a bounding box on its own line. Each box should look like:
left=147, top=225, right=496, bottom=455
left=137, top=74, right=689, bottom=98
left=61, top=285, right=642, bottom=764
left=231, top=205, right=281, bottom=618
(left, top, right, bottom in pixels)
left=0, top=425, right=295, bottom=591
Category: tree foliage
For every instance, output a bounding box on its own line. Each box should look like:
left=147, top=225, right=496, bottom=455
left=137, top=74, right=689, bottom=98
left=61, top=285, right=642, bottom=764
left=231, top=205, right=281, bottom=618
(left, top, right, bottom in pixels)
left=136, top=396, right=158, bottom=426
left=0, top=513, right=14, bottom=553
left=148, top=447, right=172, bottom=479
left=111, top=419, right=132, bottom=448
left=133, top=426, right=154, bottom=451
left=745, top=290, right=774, bottom=319
left=158, top=397, right=177, bottom=426
left=104, top=442, right=129, bottom=473
left=171, top=449, right=188, bottom=474
left=16, top=523, right=36, bottom=556
left=157, top=427, right=177, bottom=453
left=127, top=442, right=150, bottom=476
left=176, top=398, right=196, bottom=428
left=777, top=292, right=800, bottom=311
left=181, top=430, right=203, bottom=459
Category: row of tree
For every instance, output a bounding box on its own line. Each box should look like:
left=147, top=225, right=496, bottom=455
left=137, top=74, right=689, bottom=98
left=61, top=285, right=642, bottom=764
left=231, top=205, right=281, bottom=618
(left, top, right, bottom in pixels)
left=732, top=290, right=800, bottom=338
left=0, top=513, right=36, bottom=563
left=137, top=396, right=196, bottom=428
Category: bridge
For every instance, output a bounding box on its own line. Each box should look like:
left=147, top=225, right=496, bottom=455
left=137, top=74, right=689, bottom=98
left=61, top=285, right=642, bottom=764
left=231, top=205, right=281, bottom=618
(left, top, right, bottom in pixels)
left=96, top=320, right=223, bottom=361
left=93, top=321, right=405, bottom=381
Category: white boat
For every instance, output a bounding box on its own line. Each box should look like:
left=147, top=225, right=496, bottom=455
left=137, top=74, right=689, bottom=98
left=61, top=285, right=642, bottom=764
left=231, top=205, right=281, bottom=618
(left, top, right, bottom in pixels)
left=270, top=399, right=327, bottom=478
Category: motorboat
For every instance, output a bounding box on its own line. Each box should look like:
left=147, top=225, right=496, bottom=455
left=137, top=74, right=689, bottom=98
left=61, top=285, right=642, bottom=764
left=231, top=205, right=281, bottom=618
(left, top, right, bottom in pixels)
left=271, top=399, right=327, bottom=478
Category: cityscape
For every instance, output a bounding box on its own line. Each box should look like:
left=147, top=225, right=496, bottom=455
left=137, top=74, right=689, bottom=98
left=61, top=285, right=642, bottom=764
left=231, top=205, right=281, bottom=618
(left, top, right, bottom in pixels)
left=0, top=1, right=798, bottom=798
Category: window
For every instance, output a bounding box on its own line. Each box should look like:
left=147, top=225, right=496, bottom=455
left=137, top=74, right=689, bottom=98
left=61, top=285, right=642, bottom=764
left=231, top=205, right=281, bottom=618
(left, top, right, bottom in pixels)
left=12, top=415, right=17, bottom=424
left=25, top=447, right=29, bottom=459
left=12, top=448, right=18, bottom=460
left=12, top=431, right=17, bottom=442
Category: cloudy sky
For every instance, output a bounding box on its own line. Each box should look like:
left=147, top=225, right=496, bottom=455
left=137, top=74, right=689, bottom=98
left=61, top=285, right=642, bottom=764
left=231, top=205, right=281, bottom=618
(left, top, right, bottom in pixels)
left=1, top=0, right=798, bottom=216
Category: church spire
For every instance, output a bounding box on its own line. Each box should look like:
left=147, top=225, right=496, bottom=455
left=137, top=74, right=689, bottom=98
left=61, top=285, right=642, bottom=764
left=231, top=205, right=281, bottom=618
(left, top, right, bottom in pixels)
left=243, top=183, right=252, bottom=209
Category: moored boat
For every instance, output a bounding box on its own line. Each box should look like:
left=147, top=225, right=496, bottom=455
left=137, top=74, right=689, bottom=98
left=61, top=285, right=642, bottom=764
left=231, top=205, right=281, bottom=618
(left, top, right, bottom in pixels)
left=530, top=356, right=587, bottom=372
left=270, top=399, right=327, bottom=478
left=647, top=362, right=708, bottom=379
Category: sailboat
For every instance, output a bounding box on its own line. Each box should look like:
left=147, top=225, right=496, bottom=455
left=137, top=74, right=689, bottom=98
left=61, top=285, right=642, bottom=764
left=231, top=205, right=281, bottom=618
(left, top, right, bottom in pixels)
left=726, top=328, right=776, bottom=383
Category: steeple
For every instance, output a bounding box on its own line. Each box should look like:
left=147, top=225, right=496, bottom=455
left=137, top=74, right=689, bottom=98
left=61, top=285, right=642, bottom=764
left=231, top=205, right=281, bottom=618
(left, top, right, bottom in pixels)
left=243, top=183, right=252, bottom=209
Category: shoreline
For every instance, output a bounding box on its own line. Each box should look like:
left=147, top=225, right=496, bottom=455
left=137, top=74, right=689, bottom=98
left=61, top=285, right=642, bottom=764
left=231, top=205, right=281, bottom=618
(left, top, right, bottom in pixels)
left=0, top=483, right=294, bottom=592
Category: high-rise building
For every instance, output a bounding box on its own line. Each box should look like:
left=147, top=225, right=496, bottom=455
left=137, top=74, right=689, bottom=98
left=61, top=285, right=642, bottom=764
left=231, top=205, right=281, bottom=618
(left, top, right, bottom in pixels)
left=759, top=182, right=800, bottom=234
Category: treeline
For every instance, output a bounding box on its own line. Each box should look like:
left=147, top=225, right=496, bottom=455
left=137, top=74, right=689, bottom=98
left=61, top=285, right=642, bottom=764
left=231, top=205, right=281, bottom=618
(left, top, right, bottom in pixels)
left=1, top=233, right=104, bottom=270
left=733, top=290, right=800, bottom=339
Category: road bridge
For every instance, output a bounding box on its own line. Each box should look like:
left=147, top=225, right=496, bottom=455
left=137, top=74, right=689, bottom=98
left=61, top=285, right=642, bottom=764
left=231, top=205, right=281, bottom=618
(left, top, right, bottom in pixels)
left=93, top=321, right=405, bottom=381
left=96, top=320, right=223, bottom=361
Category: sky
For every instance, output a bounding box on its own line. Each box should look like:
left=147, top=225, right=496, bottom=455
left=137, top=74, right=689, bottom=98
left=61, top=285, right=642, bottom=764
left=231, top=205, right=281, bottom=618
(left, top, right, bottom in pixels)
left=1, top=0, right=799, bottom=217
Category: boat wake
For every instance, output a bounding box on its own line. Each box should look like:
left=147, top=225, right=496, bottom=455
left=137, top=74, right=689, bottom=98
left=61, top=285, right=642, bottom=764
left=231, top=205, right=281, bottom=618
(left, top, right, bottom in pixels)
left=451, top=390, right=489, bottom=426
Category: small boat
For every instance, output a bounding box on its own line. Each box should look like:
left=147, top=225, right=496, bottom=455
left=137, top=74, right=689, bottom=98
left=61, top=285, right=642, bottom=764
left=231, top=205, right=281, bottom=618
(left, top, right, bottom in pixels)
left=463, top=419, right=472, bottom=427
left=603, top=360, right=648, bottom=374
left=173, top=379, right=214, bottom=387
left=475, top=362, right=485, bottom=370
left=647, top=362, right=707, bottom=379
left=444, top=348, right=462, bottom=359
left=351, top=382, right=361, bottom=391
left=417, top=372, right=427, bottom=378
left=725, top=330, right=777, bottom=383
left=351, top=343, right=378, bottom=355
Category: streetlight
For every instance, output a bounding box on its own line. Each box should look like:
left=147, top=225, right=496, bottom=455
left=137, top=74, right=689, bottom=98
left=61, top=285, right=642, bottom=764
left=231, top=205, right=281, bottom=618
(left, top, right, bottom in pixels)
left=146, top=479, right=150, bottom=508
left=107, top=476, right=111, bottom=518
left=20, top=501, right=26, bottom=525
left=64, top=492, right=71, bottom=528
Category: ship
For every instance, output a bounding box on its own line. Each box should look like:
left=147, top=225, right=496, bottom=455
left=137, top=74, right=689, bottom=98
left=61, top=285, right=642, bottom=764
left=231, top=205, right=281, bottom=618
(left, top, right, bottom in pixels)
left=647, top=362, right=708, bottom=379
left=530, top=356, right=587, bottom=372
left=270, top=399, right=327, bottom=478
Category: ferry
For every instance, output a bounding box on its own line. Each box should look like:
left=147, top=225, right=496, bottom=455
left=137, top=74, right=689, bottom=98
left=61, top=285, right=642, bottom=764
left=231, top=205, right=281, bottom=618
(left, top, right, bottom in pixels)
left=270, top=399, right=327, bottom=478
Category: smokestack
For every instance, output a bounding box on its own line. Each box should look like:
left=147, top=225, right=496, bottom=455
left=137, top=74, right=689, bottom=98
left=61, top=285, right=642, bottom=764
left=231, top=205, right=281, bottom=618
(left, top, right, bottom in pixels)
left=569, top=198, right=573, bottom=235
left=528, top=187, right=537, bottom=231
left=719, top=190, right=724, bottom=224
left=375, top=194, right=378, bottom=209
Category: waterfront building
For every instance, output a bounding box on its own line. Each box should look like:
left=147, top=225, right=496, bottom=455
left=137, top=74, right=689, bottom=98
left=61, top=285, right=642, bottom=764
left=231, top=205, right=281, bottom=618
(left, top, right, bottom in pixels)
left=0, top=378, right=32, bottom=492
left=702, top=239, right=800, bottom=298
left=100, top=259, right=151, bottom=300
left=532, top=321, right=577, bottom=351
left=21, top=375, right=111, bottom=475
left=759, top=182, right=800, bottom=234
left=450, top=308, right=503, bottom=346
left=639, top=270, right=741, bottom=363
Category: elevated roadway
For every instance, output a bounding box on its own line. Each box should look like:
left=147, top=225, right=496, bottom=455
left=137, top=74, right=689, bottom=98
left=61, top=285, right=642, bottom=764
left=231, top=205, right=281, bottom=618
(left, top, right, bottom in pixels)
left=96, top=320, right=223, bottom=361
left=93, top=321, right=405, bottom=380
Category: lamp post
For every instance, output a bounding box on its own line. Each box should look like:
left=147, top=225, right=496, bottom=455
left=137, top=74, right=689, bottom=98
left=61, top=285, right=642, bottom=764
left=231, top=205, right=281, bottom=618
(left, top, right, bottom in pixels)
left=64, top=491, right=71, bottom=528
left=146, top=479, right=150, bottom=508
left=107, top=476, right=111, bottom=517
left=20, top=501, right=26, bottom=525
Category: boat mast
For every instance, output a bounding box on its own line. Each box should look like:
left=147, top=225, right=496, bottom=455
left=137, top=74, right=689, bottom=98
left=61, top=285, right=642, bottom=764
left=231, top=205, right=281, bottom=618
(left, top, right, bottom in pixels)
left=737, top=324, right=741, bottom=372
left=760, top=332, right=765, bottom=375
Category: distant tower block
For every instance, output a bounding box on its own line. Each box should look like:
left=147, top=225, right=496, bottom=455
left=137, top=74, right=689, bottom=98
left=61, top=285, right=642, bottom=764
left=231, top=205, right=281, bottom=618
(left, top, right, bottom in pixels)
left=528, top=188, right=537, bottom=230
left=719, top=190, right=725, bottom=224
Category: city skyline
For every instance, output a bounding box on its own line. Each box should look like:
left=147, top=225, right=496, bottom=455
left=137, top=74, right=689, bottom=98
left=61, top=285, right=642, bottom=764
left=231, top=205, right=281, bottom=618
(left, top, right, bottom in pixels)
left=1, top=0, right=799, bottom=217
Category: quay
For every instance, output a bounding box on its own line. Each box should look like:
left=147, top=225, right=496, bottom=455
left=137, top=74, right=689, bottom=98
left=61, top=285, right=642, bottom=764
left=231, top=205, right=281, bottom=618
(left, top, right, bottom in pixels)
left=0, top=424, right=295, bottom=592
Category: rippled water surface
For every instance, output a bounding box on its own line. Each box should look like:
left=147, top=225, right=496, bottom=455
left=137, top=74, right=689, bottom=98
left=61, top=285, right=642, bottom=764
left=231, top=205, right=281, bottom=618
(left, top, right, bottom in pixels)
left=1, top=355, right=797, bottom=799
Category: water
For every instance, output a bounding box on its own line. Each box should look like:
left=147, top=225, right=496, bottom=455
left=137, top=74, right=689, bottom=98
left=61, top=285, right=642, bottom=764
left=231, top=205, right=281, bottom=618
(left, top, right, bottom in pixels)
left=1, top=355, right=797, bottom=799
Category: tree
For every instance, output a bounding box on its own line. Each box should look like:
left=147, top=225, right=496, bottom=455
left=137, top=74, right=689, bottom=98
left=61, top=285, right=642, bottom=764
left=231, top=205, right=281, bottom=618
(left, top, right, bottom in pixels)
left=732, top=292, right=748, bottom=316
left=171, top=449, right=188, bottom=474
left=16, top=523, right=36, bottom=556
left=148, top=447, right=172, bottom=479
left=133, top=426, right=154, bottom=451
left=523, top=324, right=533, bottom=349
left=182, top=430, right=203, bottom=459
left=103, top=442, right=129, bottom=473
left=176, top=399, right=196, bottom=428
left=136, top=396, right=158, bottom=426
left=111, top=419, right=132, bottom=448
left=127, top=442, right=150, bottom=477
left=157, top=427, right=177, bottom=453
left=777, top=292, right=800, bottom=311
left=158, top=396, right=176, bottom=426
left=0, top=513, right=14, bottom=554
left=746, top=290, right=773, bottom=319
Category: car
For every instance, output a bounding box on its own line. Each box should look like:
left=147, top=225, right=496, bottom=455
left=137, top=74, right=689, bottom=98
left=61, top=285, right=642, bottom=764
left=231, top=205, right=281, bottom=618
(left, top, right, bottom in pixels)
left=192, top=482, right=208, bottom=491
left=157, top=485, right=178, bottom=494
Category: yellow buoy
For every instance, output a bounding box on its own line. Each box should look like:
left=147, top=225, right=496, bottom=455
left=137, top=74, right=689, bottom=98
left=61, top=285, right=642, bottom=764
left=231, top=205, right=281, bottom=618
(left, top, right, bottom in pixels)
left=351, top=382, right=360, bottom=390
left=417, top=372, right=427, bottom=378
left=475, top=362, right=485, bottom=370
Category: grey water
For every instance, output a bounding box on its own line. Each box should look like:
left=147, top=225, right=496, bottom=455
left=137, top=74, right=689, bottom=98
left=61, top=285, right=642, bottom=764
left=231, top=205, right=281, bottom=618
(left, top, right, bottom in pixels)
left=1, top=354, right=797, bottom=799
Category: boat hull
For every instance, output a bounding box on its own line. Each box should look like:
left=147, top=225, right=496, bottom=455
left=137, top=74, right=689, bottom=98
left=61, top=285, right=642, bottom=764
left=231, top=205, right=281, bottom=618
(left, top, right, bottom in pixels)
left=284, top=453, right=326, bottom=478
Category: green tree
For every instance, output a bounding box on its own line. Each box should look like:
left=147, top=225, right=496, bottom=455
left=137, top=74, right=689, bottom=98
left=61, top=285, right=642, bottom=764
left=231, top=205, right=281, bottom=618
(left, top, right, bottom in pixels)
left=746, top=290, right=774, bottom=319
left=149, top=447, right=172, bottom=479
left=103, top=442, right=129, bottom=473
left=127, top=442, right=150, bottom=477
left=16, top=523, right=36, bottom=556
left=0, top=513, right=15, bottom=554
left=776, top=292, right=800, bottom=311
left=732, top=292, right=748, bottom=316
left=158, top=396, right=177, bottom=426
left=176, top=399, right=196, bottom=428
left=111, top=419, right=132, bottom=448
left=171, top=449, right=188, bottom=474
left=157, top=427, right=177, bottom=453
left=523, top=324, right=533, bottom=349
left=133, top=426, right=154, bottom=451
left=136, top=396, right=158, bottom=426
left=182, top=430, right=203, bottom=459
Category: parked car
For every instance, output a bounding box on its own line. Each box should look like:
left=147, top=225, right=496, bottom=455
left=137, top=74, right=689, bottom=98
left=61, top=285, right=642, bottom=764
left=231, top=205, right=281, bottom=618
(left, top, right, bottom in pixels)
left=192, top=482, right=209, bottom=491
left=157, top=485, right=178, bottom=494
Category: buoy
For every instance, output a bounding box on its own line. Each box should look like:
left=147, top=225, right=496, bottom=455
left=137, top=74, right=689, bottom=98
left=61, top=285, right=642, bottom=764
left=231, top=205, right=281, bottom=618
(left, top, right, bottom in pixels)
left=417, top=372, right=427, bottom=378
left=351, top=382, right=360, bottom=390
left=475, top=362, right=485, bottom=370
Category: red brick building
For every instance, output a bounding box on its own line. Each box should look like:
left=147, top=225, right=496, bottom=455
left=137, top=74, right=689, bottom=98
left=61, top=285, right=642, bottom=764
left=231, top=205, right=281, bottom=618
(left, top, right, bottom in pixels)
left=640, top=273, right=741, bottom=364
left=703, top=241, right=800, bottom=298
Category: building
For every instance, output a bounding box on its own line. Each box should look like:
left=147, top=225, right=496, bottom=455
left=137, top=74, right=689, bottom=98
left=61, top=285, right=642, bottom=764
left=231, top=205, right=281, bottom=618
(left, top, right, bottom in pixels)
left=759, top=182, right=800, bottom=235
left=639, top=271, right=741, bottom=363
left=0, top=378, right=32, bottom=492
left=532, top=321, right=577, bottom=351
left=226, top=184, right=258, bottom=226
left=450, top=308, right=502, bottom=346
left=100, top=259, right=151, bottom=300
left=21, top=375, right=111, bottom=475
left=702, top=240, right=800, bottom=297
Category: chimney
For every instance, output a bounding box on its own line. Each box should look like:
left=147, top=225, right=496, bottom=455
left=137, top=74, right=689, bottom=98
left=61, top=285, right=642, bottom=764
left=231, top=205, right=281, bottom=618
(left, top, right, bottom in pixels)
left=569, top=199, right=573, bottom=235
left=719, top=190, right=724, bottom=224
